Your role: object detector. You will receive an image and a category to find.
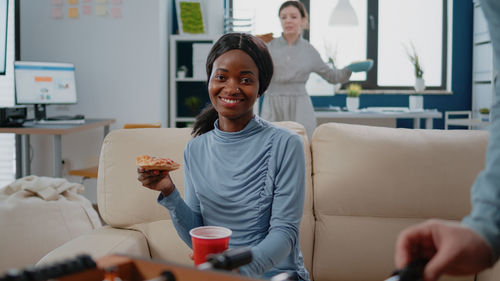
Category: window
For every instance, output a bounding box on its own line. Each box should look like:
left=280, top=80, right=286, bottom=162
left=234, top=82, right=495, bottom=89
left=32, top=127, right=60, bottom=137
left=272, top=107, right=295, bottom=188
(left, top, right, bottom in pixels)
left=229, top=0, right=449, bottom=93
left=375, top=0, right=445, bottom=88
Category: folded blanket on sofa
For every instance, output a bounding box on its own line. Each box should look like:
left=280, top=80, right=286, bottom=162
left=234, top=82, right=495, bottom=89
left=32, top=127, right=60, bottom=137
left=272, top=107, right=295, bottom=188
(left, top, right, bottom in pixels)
left=0, top=175, right=102, bottom=273
left=2, top=175, right=84, bottom=201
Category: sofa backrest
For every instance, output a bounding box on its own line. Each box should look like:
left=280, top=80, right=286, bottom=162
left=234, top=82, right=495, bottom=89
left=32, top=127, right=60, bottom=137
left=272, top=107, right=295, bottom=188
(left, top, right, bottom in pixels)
left=310, top=123, right=488, bottom=281
left=96, top=122, right=315, bottom=272
left=97, top=127, right=192, bottom=226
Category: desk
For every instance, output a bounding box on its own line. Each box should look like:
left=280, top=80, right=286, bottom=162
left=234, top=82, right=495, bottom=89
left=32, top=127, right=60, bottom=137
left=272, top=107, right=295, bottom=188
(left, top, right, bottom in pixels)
left=315, top=108, right=442, bottom=129
left=0, top=118, right=116, bottom=178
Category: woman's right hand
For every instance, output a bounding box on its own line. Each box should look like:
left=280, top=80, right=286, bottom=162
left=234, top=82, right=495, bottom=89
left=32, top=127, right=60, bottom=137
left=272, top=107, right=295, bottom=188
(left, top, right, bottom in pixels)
left=137, top=168, right=175, bottom=197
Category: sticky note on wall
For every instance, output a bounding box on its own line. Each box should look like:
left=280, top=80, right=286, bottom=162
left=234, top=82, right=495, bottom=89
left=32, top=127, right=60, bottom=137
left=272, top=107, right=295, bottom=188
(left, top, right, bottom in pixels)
left=96, top=5, right=107, bottom=16
left=67, top=0, right=78, bottom=4
left=68, top=7, right=79, bottom=18
left=82, top=5, right=92, bottom=15
left=111, top=7, right=121, bottom=18
left=51, top=7, right=63, bottom=19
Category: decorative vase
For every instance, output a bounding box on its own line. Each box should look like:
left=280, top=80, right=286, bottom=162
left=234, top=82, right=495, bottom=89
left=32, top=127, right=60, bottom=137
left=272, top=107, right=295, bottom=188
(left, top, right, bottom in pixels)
left=480, top=113, right=490, bottom=122
left=409, top=95, right=424, bottom=111
left=177, top=70, right=186, bottom=79
left=414, top=77, right=425, bottom=92
left=346, top=97, right=359, bottom=111
left=334, top=83, right=342, bottom=93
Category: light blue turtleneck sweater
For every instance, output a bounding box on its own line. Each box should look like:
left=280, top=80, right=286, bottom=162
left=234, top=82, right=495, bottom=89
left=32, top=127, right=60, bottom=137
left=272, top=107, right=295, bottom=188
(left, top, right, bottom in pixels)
left=158, top=115, right=309, bottom=280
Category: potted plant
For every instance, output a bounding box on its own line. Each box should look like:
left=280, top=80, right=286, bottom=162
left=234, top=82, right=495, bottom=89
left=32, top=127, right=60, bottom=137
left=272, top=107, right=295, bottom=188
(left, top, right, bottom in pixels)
left=177, top=65, right=188, bottom=79
left=346, top=83, right=361, bottom=111
left=326, top=43, right=342, bottom=93
left=185, top=96, right=201, bottom=116
left=405, top=43, right=425, bottom=110
left=406, top=43, right=425, bottom=91
left=479, top=107, right=490, bottom=122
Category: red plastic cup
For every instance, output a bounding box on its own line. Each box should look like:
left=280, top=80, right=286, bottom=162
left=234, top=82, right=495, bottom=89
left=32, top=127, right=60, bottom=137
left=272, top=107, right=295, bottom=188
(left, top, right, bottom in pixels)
left=189, top=226, right=232, bottom=266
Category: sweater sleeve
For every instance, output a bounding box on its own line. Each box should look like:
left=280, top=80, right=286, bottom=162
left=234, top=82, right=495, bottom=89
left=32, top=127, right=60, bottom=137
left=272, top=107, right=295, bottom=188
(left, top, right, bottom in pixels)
left=157, top=143, right=203, bottom=248
left=239, top=133, right=306, bottom=276
left=462, top=0, right=500, bottom=262
left=310, top=44, right=352, bottom=84
left=461, top=106, right=500, bottom=261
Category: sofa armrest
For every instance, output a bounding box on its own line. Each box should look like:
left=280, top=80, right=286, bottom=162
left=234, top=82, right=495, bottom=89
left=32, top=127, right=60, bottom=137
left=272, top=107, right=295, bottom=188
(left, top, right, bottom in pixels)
left=477, top=261, right=500, bottom=281
left=37, top=226, right=150, bottom=265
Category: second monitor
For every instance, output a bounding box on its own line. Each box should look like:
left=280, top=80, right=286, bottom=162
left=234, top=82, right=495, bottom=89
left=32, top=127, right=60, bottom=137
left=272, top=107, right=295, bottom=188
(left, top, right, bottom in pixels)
left=14, top=61, right=79, bottom=121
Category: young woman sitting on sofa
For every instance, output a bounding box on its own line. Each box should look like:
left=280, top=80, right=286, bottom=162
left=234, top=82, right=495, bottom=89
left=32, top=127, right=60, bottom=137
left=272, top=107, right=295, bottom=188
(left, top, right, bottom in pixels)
left=137, top=33, right=310, bottom=281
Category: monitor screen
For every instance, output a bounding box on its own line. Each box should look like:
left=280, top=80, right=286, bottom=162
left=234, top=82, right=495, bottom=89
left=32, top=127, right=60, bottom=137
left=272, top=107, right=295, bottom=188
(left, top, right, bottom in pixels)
left=0, top=0, right=7, bottom=75
left=14, top=61, right=77, bottom=105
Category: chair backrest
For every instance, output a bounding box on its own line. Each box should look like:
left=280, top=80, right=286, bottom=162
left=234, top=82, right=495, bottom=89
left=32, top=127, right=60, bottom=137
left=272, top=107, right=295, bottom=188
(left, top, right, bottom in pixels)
left=123, top=123, right=162, bottom=129
left=310, top=123, right=488, bottom=281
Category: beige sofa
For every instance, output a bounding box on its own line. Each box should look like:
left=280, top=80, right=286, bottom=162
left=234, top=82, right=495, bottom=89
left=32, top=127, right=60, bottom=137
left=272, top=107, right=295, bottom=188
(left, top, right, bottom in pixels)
left=38, top=121, right=499, bottom=281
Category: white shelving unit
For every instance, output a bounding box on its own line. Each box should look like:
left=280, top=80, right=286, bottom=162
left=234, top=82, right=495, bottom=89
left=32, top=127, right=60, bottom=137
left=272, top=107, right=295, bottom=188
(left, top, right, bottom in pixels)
left=472, top=1, right=495, bottom=119
left=447, top=1, right=495, bottom=130
left=169, top=35, right=218, bottom=127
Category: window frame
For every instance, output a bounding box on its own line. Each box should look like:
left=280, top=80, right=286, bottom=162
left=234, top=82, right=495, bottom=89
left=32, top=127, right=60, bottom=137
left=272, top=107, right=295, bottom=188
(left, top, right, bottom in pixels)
left=229, top=0, right=449, bottom=91
left=306, top=0, right=448, bottom=90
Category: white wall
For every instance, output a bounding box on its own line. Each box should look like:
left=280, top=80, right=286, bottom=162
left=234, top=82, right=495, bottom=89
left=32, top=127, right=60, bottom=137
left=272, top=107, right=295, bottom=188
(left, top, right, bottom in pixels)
left=20, top=0, right=170, bottom=202
left=19, top=0, right=224, bottom=203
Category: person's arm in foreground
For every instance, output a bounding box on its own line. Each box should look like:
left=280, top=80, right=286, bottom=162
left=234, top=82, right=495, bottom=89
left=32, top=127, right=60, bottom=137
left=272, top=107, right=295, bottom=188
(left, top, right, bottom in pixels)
left=239, top=134, right=306, bottom=276
left=395, top=219, right=493, bottom=281
left=395, top=1, right=500, bottom=280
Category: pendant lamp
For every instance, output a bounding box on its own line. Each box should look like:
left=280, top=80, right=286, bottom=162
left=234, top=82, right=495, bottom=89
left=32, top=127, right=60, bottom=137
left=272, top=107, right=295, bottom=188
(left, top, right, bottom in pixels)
left=328, top=0, right=358, bottom=26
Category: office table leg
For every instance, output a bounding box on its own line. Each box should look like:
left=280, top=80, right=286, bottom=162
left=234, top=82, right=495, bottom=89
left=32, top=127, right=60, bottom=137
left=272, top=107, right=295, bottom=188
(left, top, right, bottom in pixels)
left=413, top=118, right=420, bottom=129
left=104, top=125, right=110, bottom=137
left=22, top=134, right=30, bottom=176
left=15, top=134, right=22, bottom=178
left=53, top=135, right=62, bottom=178
left=425, top=118, right=433, bottom=129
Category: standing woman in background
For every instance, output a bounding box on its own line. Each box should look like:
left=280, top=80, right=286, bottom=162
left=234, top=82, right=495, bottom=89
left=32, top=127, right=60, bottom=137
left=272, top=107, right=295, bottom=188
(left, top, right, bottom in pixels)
left=260, top=0, right=352, bottom=138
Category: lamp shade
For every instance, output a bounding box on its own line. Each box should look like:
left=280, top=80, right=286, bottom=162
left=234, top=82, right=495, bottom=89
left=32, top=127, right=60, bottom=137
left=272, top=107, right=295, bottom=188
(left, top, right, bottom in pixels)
left=329, top=0, right=358, bottom=26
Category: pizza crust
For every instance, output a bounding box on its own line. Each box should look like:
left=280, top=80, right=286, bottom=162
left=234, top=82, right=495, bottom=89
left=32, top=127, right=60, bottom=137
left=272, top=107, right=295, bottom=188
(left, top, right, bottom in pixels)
left=136, top=155, right=180, bottom=171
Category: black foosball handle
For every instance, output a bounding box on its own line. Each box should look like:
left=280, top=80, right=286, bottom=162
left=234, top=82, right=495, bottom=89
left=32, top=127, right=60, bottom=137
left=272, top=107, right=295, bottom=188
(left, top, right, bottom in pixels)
left=198, top=247, right=253, bottom=271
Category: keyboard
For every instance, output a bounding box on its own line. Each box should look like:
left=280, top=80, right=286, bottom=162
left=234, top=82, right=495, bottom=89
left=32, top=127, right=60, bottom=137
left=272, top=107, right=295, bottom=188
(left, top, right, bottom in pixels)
left=46, top=115, right=85, bottom=121
left=36, top=119, right=85, bottom=125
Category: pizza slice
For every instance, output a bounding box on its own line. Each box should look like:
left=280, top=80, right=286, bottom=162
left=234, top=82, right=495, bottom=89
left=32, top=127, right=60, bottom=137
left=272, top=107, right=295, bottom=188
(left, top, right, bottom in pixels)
left=136, top=155, right=180, bottom=171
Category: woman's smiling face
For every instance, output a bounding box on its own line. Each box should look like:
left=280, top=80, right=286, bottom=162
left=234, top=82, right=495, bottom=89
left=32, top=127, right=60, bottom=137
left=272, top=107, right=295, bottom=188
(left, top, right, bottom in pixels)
left=208, top=49, right=260, bottom=132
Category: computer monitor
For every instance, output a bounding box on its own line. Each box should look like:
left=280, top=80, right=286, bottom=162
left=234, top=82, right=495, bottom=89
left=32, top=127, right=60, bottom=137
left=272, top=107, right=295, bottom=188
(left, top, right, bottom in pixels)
left=14, top=61, right=77, bottom=120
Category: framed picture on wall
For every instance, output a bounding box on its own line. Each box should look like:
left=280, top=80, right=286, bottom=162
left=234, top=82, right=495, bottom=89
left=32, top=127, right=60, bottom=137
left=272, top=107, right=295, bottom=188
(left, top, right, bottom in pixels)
left=175, top=0, right=207, bottom=35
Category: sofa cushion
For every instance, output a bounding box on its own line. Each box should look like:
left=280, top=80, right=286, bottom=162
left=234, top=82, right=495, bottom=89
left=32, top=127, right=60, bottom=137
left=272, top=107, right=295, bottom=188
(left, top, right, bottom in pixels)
left=311, top=123, right=488, bottom=281
left=130, top=220, right=192, bottom=265
left=37, top=226, right=150, bottom=265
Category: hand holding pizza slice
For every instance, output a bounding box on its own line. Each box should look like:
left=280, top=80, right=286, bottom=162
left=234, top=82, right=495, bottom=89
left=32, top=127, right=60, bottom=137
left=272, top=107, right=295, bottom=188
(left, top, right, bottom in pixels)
left=136, top=155, right=180, bottom=171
